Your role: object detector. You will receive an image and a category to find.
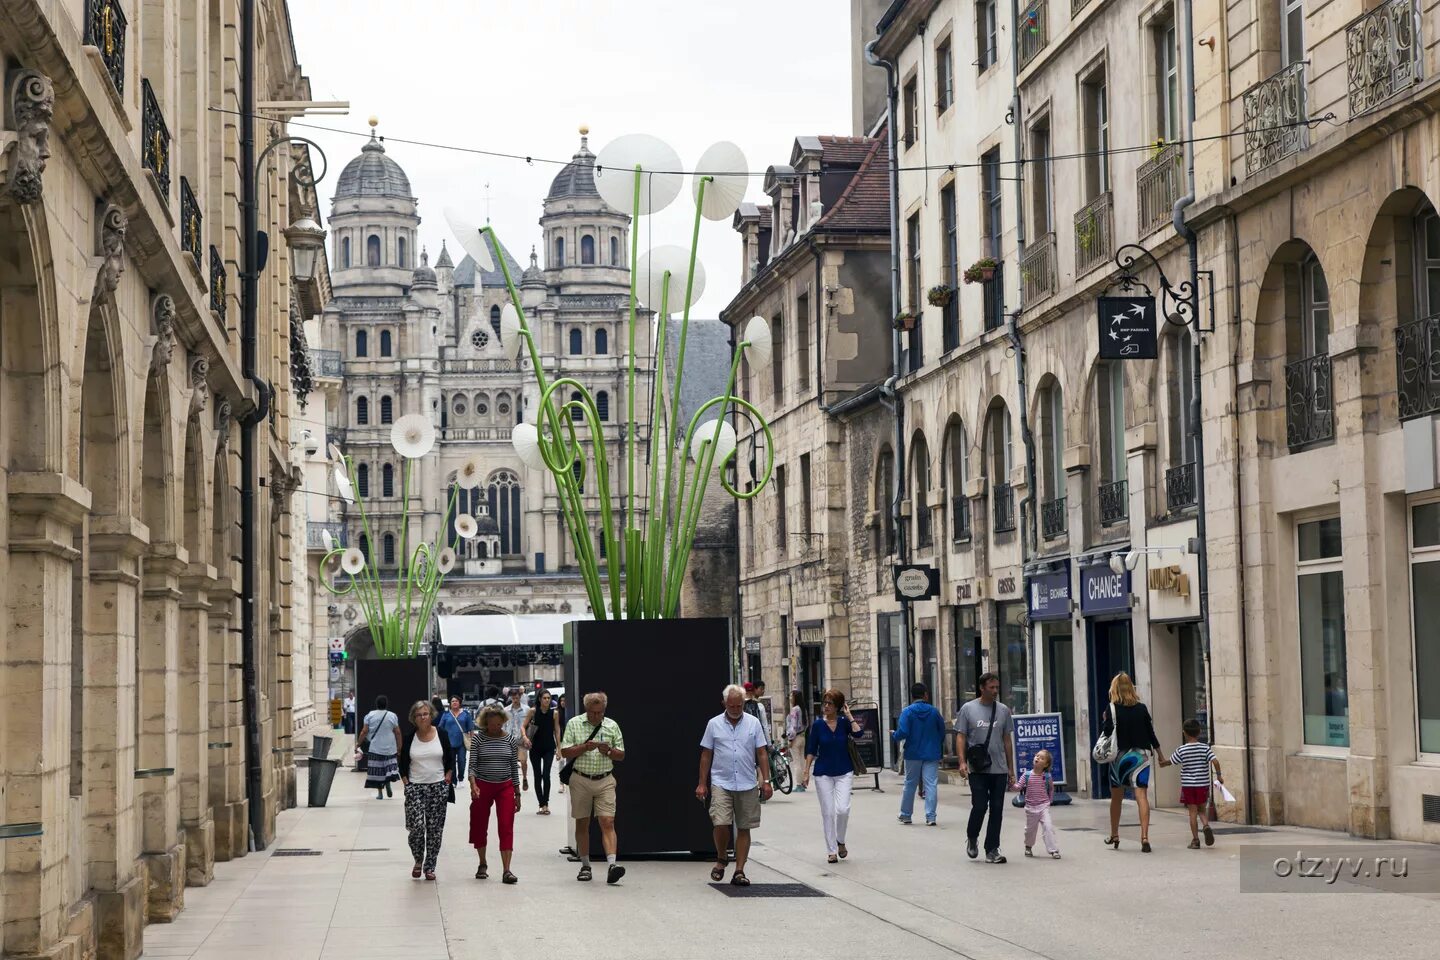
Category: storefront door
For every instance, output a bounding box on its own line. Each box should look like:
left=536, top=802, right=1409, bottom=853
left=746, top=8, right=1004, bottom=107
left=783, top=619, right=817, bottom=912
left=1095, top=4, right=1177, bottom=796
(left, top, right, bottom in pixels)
left=798, top=633, right=825, bottom=722
left=952, top=606, right=981, bottom=713
left=1044, top=625, right=1076, bottom=787
left=1086, top=618, right=1134, bottom=797
left=997, top=601, right=1031, bottom=716
left=920, top=629, right=938, bottom=702
left=877, top=612, right=905, bottom=767
left=1177, top=623, right=1208, bottom=739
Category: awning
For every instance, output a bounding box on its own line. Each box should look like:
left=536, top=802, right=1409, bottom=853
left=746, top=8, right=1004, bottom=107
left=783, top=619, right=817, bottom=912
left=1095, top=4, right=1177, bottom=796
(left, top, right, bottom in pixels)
left=437, top=614, right=589, bottom=649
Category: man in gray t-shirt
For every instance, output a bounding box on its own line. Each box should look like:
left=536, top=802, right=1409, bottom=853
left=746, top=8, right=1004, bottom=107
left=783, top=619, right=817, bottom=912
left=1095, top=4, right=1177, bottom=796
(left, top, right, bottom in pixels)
left=953, top=673, right=1016, bottom=863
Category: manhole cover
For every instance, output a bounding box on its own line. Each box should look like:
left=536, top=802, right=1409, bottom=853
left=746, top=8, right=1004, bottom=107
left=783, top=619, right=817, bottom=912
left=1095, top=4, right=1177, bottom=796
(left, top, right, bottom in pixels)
left=1209, top=825, right=1271, bottom=835
left=710, top=882, right=825, bottom=898
left=272, top=849, right=322, bottom=857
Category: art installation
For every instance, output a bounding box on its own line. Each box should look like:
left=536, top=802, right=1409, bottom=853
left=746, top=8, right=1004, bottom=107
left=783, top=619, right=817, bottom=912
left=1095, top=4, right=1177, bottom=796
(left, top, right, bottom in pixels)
left=445, top=133, right=775, bottom=620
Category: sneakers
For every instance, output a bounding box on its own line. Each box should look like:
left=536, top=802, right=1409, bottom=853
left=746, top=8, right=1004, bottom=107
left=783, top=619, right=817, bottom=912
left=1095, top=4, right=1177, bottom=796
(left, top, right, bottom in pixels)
left=985, top=850, right=1007, bottom=864
left=1024, top=847, right=1033, bottom=857
left=607, top=863, right=626, bottom=885
left=926, top=819, right=937, bottom=827
left=966, top=839, right=978, bottom=859
left=897, top=815, right=913, bottom=825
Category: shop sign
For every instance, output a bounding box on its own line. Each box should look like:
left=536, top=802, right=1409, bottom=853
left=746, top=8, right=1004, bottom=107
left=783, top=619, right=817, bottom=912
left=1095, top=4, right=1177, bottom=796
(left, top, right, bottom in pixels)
left=1013, top=712, right=1068, bottom=785
left=1098, top=296, right=1158, bottom=360
left=893, top=564, right=940, bottom=601
left=955, top=581, right=974, bottom=602
left=743, top=637, right=760, bottom=653
left=1080, top=564, right=1131, bottom=615
left=996, top=574, right=1018, bottom=597
left=1027, top=567, right=1071, bottom=621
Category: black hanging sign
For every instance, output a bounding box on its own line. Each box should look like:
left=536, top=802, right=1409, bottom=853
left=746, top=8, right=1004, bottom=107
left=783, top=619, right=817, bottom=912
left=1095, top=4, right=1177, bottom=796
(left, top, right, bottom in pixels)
left=1098, top=296, right=1158, bottom=360
left=893, top=564, right=940, bottom=602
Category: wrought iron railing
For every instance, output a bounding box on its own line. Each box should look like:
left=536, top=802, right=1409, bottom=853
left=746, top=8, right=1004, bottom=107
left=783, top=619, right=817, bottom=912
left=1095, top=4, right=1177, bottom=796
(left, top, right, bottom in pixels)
left=1021, top=233, right=1056, bottom=304
left=141, top=79, right=171, bottom=195
left=1285, top=353, right=1335, bottom=449
left=1099, top=479, right=1128, bottom=525
left=942, top=296, right=961, bottom=353
left=1137, top=142, right=1183, bottom=236
left=1346, top=0, right=1422, bottom=118
left=84, top=0, right=126, bottom=96
left=210, top=246, right=227, bottom=322
left=992, top=482, right=1016, bottom=533
left=983, top=262, right=1005, bottom=331
left=1018, top=0, right=1048, bottom=69
left=1242, top=61, right=1309, bottom=177
left=951, top=495, right=971, bottom=543
left=903, top=323, right=923, bottom=374
left=307, top=522, right=345, bottom=551
left=1165, top=462, right=1197, bottom=512
left=1396, top=313, right=1440, bottom=421
left=180, top=177, right=201, bottom=272
left=1041, top=496, right=1067, bottom=540
left=1074, top=191, right=1114, bottom=276
left=315, top=348, right=342, bottom=377
left=1072, top=0, right=1093, bottom=14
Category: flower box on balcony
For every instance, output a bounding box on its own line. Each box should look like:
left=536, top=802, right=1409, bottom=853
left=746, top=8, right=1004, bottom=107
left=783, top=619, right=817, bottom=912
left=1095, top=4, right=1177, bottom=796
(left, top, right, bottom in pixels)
left=963, top=259, right=998, bottom=284
left=894, top=311, right=918, bottom=331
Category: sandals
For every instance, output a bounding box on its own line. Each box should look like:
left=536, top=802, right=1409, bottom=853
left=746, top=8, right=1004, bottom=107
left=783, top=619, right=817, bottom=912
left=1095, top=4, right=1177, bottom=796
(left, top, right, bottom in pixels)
left=502, top=870, right=518, bottom=884
left=1104, top=836, right=1120, bottom=849
left=837, top=843, right=848, bottom=859
left=424, top=870, right=436, bottom=881
left=710, top=862, right=727, bottom=882
left=827, top=854, right=838, bottom=864
left=577, top=864, right=593, bottom=882
left=730, top=871, right=750, bottom=887
left=1188, top=838, right=1201, bottom=849
left=411, top=864, right=422, bottom=879
left=475, top=862, right=488, bottom=880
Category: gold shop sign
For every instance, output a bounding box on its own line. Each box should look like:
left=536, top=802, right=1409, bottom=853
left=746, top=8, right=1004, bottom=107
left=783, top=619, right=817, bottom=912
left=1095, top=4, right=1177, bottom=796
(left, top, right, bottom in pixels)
left=1147, top=564, right=1190, bottom=597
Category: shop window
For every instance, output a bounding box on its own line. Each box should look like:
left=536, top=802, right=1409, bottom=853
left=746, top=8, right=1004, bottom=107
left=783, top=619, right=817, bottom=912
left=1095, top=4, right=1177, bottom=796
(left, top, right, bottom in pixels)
left=998, top=601, right=1031, bottom=715
left=1297, top=517, right=1348, bottom=747
left=1410, top=502, right=1440, bottom=753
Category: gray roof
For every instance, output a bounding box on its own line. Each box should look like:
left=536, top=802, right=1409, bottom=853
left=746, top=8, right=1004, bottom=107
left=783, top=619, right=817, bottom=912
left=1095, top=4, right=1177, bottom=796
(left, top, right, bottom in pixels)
left=452, top=233, right=523, bottom=288
left=547, top=135, right=600, bottom=201
left=664, top=319, right=733, bottom=429
left=434, top=242, right=453, bottom=269
left=334, top=135, right=412, bottom=200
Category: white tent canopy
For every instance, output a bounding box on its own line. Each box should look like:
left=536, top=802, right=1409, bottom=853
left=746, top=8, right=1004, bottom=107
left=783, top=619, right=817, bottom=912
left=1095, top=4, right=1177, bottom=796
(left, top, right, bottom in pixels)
left=437, top=613, right=589, bottom=649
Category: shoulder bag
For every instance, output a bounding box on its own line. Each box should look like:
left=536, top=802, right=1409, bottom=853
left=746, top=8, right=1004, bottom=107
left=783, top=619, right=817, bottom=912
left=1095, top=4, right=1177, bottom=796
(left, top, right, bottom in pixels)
left=845, top=717, right=867, bottom=777
left=964, top=700, right=998, bottom=772
left=1092, top=703, right=1120, bottom=764
left=558, top=722, right=602, bottom=786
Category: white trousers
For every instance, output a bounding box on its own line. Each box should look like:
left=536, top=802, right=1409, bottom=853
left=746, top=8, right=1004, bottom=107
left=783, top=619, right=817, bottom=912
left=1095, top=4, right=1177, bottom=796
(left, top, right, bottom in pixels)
left=814, top=772, right=854, bottom=854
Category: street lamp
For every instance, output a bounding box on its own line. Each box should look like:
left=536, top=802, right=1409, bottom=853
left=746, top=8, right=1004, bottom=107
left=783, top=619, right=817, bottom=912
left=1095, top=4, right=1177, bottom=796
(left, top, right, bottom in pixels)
left=283, top=216, right=326, bottom=283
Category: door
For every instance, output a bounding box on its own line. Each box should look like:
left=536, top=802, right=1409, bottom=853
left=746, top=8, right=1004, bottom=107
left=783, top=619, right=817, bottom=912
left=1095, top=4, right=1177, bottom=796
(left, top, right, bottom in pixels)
left=1177, top=623, right=1208, bottom=739
left=877, top=612, right=905, bottom=767
left=1044, top=624, right=1075, bottom=786
left=798, top=640, right=824, bottom=723
left=1086, top=617, right=1134, bottom=797
left=920, top=629, right=938, bottom=701
left=952, top=606, right=981, bottom=714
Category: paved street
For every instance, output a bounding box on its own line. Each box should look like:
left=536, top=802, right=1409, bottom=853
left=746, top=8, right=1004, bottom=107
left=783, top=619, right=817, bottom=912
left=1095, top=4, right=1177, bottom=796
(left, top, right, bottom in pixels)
left=143, top=740, right=1439, bottom=960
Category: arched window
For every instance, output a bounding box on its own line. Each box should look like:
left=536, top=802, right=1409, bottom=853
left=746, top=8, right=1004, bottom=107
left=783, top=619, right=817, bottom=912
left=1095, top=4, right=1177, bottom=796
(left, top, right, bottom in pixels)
left=382, top=463, right=394, bottom=497
left=383, top=533, right=395, bottom=566
left=572, top=460, right=585, bottom=492
left=595, top=328, right=609, bottom=354
left=367, top=234, right=381, bottom=267
left=356, top=329, right=368, bottom=357
left=477, top=541, right=488, bottom=560
left=581, top=234, right=596, bottom=264
left=473, top=392, right=489, bottom=418
left=356, top=396, right=369, bottom=425
left=610, top=236, right=620, bottom=266
left=570, top=390, right=583, bottom=422
left=359, top=532, right=371, bottom=562
left=489, top=305, right=502, bottom=340
left=1038, top=381, right=1064, bottom=504
left=945, top=419, right=969, bottom=542
left=1166, top=329, right=1195, bottom=470
left=911, top=434, right=932, bottom=549
left=380, top=329, right=392, bottom=357
left=569, top=328, right=583, bottom=355
left=985, top=401, right=1015, bottom=533
left=597, top=390, right=610, bottom=421
left=380, top=395, right=393, bottom=424
left=341, top=236, right=351, bottom=268
left=554, top=236, right=565, bottom=267
left=487, top=470, right=523, bottom=555
left=357, top=463, right=370, bottom=497
left=497, top=393, right=511, bottom=418
left=876, top=446, right=895, bottom=555
left=397, top=236, right=407, bottom=268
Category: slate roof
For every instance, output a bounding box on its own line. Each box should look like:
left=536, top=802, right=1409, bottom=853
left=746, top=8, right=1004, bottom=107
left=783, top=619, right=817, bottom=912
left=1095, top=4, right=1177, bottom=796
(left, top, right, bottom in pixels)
left=547, top=136, right=599, bottom=201
left=815, top=123, right=889, bottom=233
left=452, top=233, right=523, bottom=288
left=334, top=135, right=412, bottom=200
left=664, top=318, right=733, bottom=429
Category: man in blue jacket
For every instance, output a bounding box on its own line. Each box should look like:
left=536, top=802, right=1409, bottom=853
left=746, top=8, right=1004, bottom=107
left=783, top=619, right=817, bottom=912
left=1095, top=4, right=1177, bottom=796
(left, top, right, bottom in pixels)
left=892, top=682, right=947, bottom=825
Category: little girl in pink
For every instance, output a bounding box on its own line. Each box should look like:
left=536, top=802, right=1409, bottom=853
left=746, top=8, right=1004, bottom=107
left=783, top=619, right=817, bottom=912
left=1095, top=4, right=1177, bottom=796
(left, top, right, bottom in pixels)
left=1020, top=750, right=1060, bottom=859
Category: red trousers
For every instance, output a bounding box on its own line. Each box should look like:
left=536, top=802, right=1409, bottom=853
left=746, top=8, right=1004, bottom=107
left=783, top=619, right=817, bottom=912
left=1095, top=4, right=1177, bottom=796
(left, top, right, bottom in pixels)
left=469, top=779, right=515, bottom=851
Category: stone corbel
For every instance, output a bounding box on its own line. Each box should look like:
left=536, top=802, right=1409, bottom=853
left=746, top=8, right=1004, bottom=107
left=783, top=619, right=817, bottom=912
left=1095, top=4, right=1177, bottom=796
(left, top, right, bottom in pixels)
left=187, top=353, right=210, bottom=421
left=149, top=294, right=177, bottom=378
left=1063, top=443, right=1091, bottom=475
left=1327, top=323, right=1380, bottom=362
left=2, top=68, right=54, bottom=204
left=1126, top=421, right=1157, bottom=454
left=269, top=466, right=301, bottom=514
left=214, top=399, right=233, bottom=455
left=93, top=201, right=127, bottom=302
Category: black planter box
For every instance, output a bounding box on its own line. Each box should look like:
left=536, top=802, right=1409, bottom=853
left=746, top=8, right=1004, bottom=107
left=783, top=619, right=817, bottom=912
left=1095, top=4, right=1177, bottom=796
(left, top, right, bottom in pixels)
left=563, top=617, right=730, bottom=857
left=355, top=656, right=431, bottom=747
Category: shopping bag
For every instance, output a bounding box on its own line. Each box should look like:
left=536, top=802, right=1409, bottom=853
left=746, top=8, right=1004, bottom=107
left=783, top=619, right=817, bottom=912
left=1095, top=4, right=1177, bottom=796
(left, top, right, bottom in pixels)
left=1213, top=779, right=1235, bottom=803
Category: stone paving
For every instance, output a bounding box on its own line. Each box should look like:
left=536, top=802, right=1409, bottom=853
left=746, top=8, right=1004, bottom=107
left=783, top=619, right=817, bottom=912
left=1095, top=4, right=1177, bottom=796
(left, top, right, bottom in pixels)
left=143, top=740, right=1440, bottom=960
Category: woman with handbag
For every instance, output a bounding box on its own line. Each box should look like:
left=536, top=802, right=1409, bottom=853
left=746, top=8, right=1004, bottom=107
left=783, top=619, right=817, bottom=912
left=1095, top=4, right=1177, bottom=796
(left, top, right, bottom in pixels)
left=1097, top=672, right=1164, bottom=852
left=398, top=700, right=454, bottom=880
left=799, top=689, right=863, bottom=863
left=469, top=705, right=522, bottom=883
left=523, top=689, right=562, bottom=814
left=358, top=695, right=401, bottom=799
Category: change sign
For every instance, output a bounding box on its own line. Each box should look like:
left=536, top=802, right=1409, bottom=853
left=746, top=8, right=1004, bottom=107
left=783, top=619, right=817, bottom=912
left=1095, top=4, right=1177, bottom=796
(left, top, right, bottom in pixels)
left=1013, top=712, right=1067, bottom=785
left=1098, top=296, right=1158, bottom=360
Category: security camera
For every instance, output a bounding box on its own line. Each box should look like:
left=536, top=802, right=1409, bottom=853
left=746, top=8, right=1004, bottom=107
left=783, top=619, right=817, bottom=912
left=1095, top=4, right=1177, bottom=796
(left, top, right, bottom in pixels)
left=301, top=429, right=320, bottom=457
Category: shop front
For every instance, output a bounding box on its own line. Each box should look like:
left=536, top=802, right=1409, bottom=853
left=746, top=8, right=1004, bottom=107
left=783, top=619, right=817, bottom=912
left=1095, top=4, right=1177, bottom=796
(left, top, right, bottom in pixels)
left=993, top=569, right=1029, bottom=717
left=1079, top=561, right=1135, bottom=797
left=1028, top=562, right=1075, bottom=789
left=1143, top=522, right=1206, bottom=808
left=951, top=597, right=981, bottom=715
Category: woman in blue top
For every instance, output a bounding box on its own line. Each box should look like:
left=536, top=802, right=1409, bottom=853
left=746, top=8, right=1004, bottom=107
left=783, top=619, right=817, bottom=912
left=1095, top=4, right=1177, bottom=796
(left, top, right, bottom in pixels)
left=800, top=689, right=863, bottom=863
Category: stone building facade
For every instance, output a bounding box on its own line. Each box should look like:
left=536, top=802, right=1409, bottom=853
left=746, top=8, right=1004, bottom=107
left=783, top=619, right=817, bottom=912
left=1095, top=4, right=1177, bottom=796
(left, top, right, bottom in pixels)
left=0, top=0, right=326, bottom=956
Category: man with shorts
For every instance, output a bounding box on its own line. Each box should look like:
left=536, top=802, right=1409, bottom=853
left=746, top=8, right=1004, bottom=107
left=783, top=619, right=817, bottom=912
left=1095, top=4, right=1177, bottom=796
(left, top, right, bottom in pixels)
left=559, top=692, right=626, bottom=884
left=696, top=684, right=772, bottom=885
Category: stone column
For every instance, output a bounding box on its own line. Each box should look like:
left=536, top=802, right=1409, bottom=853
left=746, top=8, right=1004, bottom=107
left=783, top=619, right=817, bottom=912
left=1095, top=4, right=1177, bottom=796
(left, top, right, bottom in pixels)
left=3, top=473, right=89, bottom=958
left=138, top=543, right=186, bottom=921
left=178, top=564, right=215, bottom=885
left=207, top=580, right=245, bottom=861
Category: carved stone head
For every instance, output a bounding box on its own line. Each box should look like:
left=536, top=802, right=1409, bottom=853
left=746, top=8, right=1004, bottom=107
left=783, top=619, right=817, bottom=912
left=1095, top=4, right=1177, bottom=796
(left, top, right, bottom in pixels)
left=150, top=294, right=177, bottom=376
left=215, top=398, right=233, bottom=452
left=188, top=354, right=210, bottom=419
left=5, top=70, right=53, bottom=204
left=95, top=203, right=127, bottom=296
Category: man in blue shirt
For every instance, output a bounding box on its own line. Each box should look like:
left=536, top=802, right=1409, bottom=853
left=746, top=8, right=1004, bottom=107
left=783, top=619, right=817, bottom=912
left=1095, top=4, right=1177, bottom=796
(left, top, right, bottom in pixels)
left=697, top=684, right=772, bottom=886
left=438, top=695, right=475, bottom=780
left=893, top=682, right=947, bottom=826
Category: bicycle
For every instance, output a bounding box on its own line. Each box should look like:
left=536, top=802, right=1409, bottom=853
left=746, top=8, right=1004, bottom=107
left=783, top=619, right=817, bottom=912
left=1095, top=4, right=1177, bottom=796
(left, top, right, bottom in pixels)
left=769, top=745, right=794, bottom=795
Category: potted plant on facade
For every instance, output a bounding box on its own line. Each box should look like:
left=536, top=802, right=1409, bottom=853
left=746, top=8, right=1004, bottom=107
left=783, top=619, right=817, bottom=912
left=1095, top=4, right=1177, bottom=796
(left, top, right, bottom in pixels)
left=963, top=257, right=998, bottom=284
left=926, top=284, right=954, bottom=307
left=894, top=309, right=918, bottom=331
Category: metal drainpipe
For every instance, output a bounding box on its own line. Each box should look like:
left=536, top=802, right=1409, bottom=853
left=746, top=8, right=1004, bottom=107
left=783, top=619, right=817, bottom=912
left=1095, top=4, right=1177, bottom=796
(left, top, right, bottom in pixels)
left=239, top=0, right=267, bottom=851
left=1172, top=0, right=1218, bottom=770
left=865, top=36, right=911, bottom=699
left=1227, top=209, right=1254, bottom=824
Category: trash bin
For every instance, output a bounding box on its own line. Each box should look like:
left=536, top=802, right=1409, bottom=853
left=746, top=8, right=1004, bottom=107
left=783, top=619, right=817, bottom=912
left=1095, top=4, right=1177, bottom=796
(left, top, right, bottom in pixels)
left=307, top=758, right=339, bottom=807
left=311, top=735, right=333, bottom=760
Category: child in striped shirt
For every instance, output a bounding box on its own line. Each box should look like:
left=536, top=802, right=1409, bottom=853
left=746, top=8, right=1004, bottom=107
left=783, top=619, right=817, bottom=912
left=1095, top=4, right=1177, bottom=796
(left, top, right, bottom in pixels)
left=1019, top=749, right=1060, bottom=859
left=1161, top=718, right=1222, bottom=849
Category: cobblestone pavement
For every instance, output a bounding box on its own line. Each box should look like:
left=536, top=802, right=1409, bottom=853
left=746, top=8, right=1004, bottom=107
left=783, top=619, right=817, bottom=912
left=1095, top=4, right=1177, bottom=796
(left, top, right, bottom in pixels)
left=145, top=741, right=1439, bottom=960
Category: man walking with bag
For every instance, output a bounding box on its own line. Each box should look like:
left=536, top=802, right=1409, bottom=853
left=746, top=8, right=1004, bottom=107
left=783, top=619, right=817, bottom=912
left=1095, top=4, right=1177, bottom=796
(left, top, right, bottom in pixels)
left=955, top=673, right=1016, bottom=863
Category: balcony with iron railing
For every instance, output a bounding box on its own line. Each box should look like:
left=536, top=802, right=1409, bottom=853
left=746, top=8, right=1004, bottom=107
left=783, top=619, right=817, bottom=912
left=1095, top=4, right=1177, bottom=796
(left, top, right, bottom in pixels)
left=1099, top=479, right=1128, bottom=526
left=1165, top=462, right=1197, bottom=512
left=1397, top=313, right=1440, bottom=420
left=983, top=263, right=1005, bottom=331
left=84, top=0, right=127, bottom=96
left=1285, top=353, right=1335, bottom=449
left=1242, top=61, right=1308, bottom=177
left=141, top=79, right=170, bottom=196
left=180, top=178, right=202, bottom=272
left=1021, top=233, right=1057, bottom=304
left=1137, top=142, right=1183, bottom=237
left=1346, top=0, right=1422, bottom=118
left=315, top=348, right=342, bottom=378
left=1072, top=0, right=1093, bottom=14
left=1074, top=192, right=1114, bottom=276
left=209, top=246, right=227, bottom=322
left=307, top=522, right=345, bottom=552
left=916, top=499, right=933, bottom=550
left=1041, top=497, right=1067, bottom=540
left=992, top=483, right=1016, bottom=534
left=1018, top=0, right=1048, bottom=70
left=951, top=495, right=971, bottom=543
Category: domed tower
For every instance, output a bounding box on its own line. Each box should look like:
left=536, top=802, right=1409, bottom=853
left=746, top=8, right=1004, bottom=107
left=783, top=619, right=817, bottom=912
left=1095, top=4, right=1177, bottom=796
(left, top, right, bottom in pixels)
left=329, top=119, right=420, bottom=294
left=540, top=126, right=631, bottom=294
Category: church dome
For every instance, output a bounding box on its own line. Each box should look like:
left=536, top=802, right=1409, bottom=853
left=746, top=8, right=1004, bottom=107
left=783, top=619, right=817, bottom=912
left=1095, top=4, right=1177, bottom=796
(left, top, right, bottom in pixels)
left=520, top=247, right=545, bottom=287
left=335, top=131, right=412, bottom=200
left=411, top=249, right=437, bottom=286
left=546, top=130, right=599, bottom=201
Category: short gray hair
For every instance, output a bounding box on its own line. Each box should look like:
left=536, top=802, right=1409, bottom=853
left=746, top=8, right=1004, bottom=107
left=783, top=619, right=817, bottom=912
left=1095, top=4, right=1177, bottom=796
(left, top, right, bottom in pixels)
left=583, top=692, right=607, bottom=709
left=722, top=683, right=747, bottom=702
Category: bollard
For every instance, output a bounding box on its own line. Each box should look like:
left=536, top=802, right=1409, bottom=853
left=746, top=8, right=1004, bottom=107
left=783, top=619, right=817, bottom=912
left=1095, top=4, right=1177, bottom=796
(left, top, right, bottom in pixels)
left=307, top=758, right=340, bottom=807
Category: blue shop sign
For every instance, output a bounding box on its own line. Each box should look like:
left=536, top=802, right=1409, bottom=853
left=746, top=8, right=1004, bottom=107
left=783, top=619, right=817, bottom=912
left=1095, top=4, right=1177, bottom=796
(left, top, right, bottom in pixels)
left=1080, top=564, right=1131, bottom=616
left=1027, top=566, right=1071, bottom=621
left=1013, top=712, right=1068, bottom=786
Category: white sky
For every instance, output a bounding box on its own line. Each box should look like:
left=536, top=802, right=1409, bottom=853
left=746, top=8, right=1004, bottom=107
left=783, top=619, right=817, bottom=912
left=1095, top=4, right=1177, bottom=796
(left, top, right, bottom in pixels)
left=287, top=0, right=855, bottom=316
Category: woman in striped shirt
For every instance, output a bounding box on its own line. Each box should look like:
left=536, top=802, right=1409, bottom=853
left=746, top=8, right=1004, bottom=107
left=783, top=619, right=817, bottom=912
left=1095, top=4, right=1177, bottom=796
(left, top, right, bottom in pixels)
left=469, top=705, right=522, bottom=883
